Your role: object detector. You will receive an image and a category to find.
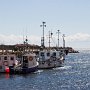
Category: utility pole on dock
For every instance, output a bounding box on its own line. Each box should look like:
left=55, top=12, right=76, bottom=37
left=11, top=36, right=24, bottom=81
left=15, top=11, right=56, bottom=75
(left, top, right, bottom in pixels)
left=56, top=30, right=60, bottom=48
left=40, top=22, right=46, bottom=48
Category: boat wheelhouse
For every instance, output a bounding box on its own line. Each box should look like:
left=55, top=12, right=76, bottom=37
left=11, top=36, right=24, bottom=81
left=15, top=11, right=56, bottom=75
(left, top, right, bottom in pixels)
left=37, top=50, right=65, bottom=69
left=12, top=52, right=39, bottom=74
left=21, top=53, right=38, bottom=73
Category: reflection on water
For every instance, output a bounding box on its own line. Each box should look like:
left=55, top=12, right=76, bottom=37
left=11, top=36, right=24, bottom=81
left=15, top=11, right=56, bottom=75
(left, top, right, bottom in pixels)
left=0, top=74, right=9, bottom=79
left=5, top=74, right=10, bottom=79
left=0, top=51, right=90, bottom=90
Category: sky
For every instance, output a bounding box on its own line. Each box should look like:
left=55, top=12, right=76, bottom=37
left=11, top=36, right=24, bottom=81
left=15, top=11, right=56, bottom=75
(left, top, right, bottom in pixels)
left=0, top=0, right=90, bottom=49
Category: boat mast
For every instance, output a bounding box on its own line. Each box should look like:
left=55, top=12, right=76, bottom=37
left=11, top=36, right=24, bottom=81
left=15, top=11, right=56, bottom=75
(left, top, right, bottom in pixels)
left=62, top=34, right=65, bottom=48
left=48, top=31, right=50, bottom=49
left=48, top=31, right=53, bottom=50
left=23, top=35, right=28, bottom=52
left=56, top=30, right=60, bottom=48
left=40, top=22, right=46, bottom=49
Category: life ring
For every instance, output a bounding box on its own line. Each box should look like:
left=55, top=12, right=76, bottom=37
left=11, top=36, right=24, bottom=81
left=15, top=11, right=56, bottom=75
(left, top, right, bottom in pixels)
left=3, top=61, right=8, bottom=66
left=52, top=57, right=56, bottom=61
left=42, top=61, right=45, bottom=64
left=29, top=56, right=33, bottom=61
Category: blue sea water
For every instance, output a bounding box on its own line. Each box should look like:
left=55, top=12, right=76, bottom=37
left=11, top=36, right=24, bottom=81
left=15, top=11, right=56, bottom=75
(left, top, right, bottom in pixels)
left=0, top=50, right=90, bottom=90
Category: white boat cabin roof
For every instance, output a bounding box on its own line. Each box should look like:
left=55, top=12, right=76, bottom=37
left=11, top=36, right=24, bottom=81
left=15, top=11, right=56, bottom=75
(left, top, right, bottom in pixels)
left=23, top=53, right=36, bottom=57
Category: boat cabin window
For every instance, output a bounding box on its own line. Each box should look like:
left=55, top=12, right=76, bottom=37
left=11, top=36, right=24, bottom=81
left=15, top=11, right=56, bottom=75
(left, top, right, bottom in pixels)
left=59, top=52, right=63, bottom=55
left=47, top=52, right=50, bottom=56
left=23, top=56, right=28, bottom=63
left=52, top=52, right=56, bottom=56
left=59, top=52, right=61, bottom=56
left=40, top=52, right=44, bottom=56
left=61, top=50, right=63, bottom=52
left=11, top=57, right=14, bottom=60
left=4, top=56, right=7, bottom=60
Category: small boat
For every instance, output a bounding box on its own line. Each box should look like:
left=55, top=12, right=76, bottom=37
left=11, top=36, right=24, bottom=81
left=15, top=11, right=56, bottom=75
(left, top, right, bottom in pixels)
left=9, top=36, right=39, bottom=74
left=37, top=50, right=65, bottom=69
left=21, top=52, right=39, bottom=74
left=10, top=52, right=39, bottom=74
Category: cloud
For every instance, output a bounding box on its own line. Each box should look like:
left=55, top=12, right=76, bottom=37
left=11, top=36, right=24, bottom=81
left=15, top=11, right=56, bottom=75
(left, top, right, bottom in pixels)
left=28, top=35, right=41, bottom=45
left=0, top=33, right=90, bottom=47
left=65, top=33, right=90, bottom=42
left=0, top=34, right=41, bottom=45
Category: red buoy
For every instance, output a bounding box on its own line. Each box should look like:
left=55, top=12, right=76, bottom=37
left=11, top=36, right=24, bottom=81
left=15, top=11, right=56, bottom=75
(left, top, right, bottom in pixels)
left=5, top=67, right=10, bottom=73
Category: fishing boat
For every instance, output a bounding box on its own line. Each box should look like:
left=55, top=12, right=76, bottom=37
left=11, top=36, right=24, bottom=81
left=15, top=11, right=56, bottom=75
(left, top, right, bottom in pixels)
left=37, top=22, right=67, bottom=69
left=10, top=35, right=39, bottom=74
left=37, top=49, right=65, bottom=69
left=10, top=52, right=39, bottom=74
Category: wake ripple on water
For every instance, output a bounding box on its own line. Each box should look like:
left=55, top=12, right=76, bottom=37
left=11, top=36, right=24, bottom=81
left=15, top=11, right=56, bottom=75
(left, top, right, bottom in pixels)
left=34, top=70, right=44, bottom=74
left=53, top=65, right=72, bottom=70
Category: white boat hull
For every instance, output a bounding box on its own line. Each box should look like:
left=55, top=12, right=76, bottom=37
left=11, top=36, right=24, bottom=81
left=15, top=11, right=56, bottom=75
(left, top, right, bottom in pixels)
left=38, top=50, right=65, bottom=69
left=38, top=58, right=64, bottom=69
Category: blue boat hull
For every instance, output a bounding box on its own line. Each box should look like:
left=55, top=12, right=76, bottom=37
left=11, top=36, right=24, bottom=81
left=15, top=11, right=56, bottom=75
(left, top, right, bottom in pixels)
left=21, top=66, right=38, bottom=74
left=9, top=66, right=38, bottom=74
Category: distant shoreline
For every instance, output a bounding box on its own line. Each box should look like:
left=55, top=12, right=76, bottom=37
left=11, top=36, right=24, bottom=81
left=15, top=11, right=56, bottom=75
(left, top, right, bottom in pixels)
left=0, top=44, right=79, bottom=54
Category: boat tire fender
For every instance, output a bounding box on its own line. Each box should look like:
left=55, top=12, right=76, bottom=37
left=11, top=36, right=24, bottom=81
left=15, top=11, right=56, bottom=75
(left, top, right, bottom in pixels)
left=29, top=56, right=33, bottom=61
